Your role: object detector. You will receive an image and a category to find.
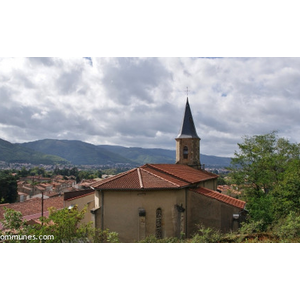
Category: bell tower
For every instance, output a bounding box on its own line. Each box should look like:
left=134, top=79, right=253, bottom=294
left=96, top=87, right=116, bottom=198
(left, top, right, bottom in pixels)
left=175, top=97, right=201, bottom=169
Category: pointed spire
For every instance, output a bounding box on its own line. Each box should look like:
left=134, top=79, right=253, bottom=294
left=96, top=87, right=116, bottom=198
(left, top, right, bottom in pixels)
left=177, top=97, right=199, bottom=139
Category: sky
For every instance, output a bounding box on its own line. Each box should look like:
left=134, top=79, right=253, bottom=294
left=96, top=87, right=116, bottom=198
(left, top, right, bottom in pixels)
left=0, top=57, right=300, bottom=157
left=2, top=1, right=300, bottom=298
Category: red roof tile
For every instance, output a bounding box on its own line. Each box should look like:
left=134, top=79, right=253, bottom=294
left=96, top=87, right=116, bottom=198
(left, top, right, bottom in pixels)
left=0, top=196, right=64, bottom=221
left=91, top=164, right=218, bottom=190
left=190, top=187, right=246, bottom=209
left=139, top=168, right=187, bottom=189
left=143, top=164, right=218, bottom=184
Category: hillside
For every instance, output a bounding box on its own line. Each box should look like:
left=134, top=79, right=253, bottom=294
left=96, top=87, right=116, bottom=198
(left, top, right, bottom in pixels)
left=98, top=145, right=175, bottom=164
left=21, top=139, right=134, bottom=165
left=99, top=145, right=232, bottom=167
left=0, top=138, right=68, bottom=165
left=0, top=138, right=232, bottom=167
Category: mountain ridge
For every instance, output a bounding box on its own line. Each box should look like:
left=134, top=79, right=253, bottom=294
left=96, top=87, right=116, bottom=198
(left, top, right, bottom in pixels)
left=0, top=138, right=69, bottom=165
left=0, top=138, right=232, bottom=167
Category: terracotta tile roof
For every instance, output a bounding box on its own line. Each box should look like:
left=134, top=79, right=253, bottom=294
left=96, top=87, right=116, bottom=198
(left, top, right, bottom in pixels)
left=143, top=164, right=218, bottom=184
left=0, top=196, right=64, bottom=222
left=139, top=168, right=187, bottom=189
left=190, top=187, right=246, bottom=209
left=91, top=164, right=218, bottom=190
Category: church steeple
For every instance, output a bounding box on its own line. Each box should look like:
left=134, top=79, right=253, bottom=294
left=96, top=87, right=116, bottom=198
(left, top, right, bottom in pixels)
left=177, top=98, right=199, bottom=139
left=175, top=97, right=201, bottom=168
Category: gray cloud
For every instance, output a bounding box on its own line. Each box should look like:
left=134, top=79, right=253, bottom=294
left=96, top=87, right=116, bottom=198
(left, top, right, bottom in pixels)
left=0, top=57, right=300, bottom=157
left=101, top=58, right=173, bottom=105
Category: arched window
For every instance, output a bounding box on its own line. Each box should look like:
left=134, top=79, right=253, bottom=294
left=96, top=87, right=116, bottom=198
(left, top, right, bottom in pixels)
left=155, top=208, right=162, bottom=239
left=183, top=146, right=188, bottom=159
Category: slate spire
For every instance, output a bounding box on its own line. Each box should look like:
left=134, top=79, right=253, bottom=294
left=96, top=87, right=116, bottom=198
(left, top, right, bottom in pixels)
left=177, top=97, right=199, bottom=139
left=175, top=97, right=201, bottom=168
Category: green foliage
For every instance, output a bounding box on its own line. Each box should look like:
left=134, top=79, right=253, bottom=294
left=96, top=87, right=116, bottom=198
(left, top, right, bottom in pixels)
left=217, top=175, right=227, bottom=185
left=18, top=167, right=30, bottom=177
left=31, top=205, right=92, bottom=243
left=21, top=139, right=132, bottom=165
left=230, top=131, right=300, bottom=197
left=229, top=131, right=300, bottom=225
left=190, top=224, right=223, bottom=243
left=273, top=211, right=300, bottom=241
left=0, top=208, right=31, bottom=242
left=53, top=167, right=102, bottom=182
left=90, top=228, right=120, bottom=243
left=272, top=159, right=300, bottom=218
left=239, top=219, right=264, bottom=235
left=1, top=207, right=27, bottom=231
left=243, top=195, right=274, bottom=229
left=0, top=138, right=68, bottom=164
left=0, top=205, right=119, bottom=243
left=139, top=235, right=182, bottom=243
left=0, top=172, right=18, bottom=203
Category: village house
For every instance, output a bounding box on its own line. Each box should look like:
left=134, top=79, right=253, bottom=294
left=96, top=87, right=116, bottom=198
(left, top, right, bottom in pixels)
left=17, top=176, right=76, bottom=201
left=64, top=98, right=246, bottom=242
left=0, top=196, right=64, bottom=229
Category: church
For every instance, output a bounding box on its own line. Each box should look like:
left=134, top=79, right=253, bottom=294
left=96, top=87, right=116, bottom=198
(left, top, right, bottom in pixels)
left=64, top=98, right=246, bottom=242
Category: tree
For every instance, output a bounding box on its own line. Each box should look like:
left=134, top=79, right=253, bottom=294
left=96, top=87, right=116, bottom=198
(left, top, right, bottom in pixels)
left=31, top=205, right=119, bottom=243
left=0, top=172, right=18, bottom=203
left=1, top=206, right=119, bottom=243
left=18, top=167, right=30, bottom=177
left=229, top=131, right=300, bottom=227
left=33, top=205, right=92, bottom=242
left=272, top=159, right=300, bottom=218
left=1, top=207, right=27, bottom=232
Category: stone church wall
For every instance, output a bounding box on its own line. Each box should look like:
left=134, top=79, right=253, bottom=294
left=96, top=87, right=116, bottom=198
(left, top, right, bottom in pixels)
left=97, top=189, right=186, bottom=242
left=187, top=191, right=242, bottom=237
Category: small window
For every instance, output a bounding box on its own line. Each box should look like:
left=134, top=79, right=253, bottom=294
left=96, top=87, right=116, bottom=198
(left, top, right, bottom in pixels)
left=155, top=208, right=162, bottom=239
left=183, top=146, right=188, bottom=159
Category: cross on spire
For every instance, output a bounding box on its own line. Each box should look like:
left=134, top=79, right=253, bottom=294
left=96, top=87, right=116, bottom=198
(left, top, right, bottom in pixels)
left=186, top=86, right=189, bottom=97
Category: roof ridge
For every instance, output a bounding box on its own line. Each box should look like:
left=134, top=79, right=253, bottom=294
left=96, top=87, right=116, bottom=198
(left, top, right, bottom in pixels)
left=137, top=168, right=144, bottom=189
left=140, top=167, right=183, bottom=188
left=144, top=164, right=192, bottom=184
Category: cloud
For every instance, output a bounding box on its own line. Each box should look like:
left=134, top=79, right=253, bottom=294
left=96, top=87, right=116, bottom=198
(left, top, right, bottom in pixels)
left=99, top=57, right=172, bottom=105
left=0, top=57, right=299, bottom=157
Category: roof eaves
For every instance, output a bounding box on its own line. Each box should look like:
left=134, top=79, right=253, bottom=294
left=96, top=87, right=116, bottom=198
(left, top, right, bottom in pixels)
left=191, top=187, right=246, bottom=209
left=64, top=191, right=95, bottom=202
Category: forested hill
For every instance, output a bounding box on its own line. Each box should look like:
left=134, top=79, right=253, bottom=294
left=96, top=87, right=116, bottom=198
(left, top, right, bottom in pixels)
left=20, top=139, right=133, bottom=165
left=98, top=145, right=232, bottom=167
left=0, top=138, right=232, bottom=167
left=0, top=138, right=68, bottom=165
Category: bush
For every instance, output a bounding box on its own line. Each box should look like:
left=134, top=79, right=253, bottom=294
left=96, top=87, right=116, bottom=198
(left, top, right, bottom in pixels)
left=239, top=219, right=264, bottom=235
left=139, top=235, right=182, bottom=243
left=273, top=211, right=300, bottom=241
left=90, top=228, right=119, bottom=243
left=191, top=224, right=222, bottom=243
